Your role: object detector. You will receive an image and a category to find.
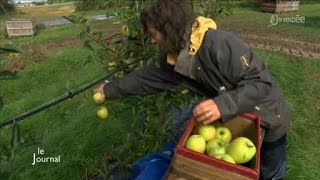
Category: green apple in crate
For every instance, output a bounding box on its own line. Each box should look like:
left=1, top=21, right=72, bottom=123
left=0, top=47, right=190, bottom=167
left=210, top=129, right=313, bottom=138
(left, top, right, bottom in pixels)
left=226, top=137, right=256, bottom=164
left=215, top=127, right=232, bottom=144
left=198, top=124, right=216, bottom=142
left=208, top=146, right=226, bottom=157
left=215, top=154, right=236, bottom=164
left=206, top=138, right=225, bottom=153
left=185, top=135, right=206, bottom=153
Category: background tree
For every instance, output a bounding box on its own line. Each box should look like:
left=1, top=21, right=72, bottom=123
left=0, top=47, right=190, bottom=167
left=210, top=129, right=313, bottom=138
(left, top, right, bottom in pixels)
left=0, top=0, right=15, bottom=15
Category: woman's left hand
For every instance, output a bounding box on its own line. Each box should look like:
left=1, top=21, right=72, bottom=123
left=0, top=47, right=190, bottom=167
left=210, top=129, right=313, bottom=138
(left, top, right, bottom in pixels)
left=193, top=99, right=221, bottom=125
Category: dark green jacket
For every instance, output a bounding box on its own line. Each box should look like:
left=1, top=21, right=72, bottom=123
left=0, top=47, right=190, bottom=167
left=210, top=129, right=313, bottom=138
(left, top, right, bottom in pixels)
left=104, top=30, right=291, bottom=142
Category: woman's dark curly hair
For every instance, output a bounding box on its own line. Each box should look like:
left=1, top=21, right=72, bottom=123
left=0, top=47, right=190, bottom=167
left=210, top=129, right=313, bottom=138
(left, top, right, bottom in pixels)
left=140, top=0, right=197, bottom=53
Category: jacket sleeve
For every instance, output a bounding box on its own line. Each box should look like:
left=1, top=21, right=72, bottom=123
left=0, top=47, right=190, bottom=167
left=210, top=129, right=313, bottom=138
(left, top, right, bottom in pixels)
left=104, top=56, right=182, bottom=98
left=209, top=31, right=273, bottom=122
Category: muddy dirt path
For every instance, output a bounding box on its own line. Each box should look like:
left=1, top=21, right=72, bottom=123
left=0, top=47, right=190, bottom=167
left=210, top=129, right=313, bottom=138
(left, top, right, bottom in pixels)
left=231, top=30, right=320, bottom=59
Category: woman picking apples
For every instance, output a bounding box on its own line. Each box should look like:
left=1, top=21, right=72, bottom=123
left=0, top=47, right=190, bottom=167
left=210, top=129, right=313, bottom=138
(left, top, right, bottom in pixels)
left=95, top=0, right=290, bottom=179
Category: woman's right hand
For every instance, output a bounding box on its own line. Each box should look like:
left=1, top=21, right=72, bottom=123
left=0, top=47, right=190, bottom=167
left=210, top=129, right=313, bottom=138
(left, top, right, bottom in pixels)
left=93, top=84, right=106, bottom=104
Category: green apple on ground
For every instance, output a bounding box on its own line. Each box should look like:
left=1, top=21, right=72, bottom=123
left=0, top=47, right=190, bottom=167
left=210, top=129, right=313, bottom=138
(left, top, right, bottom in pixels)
left=215, top=127, right=232, bottom=144
left=208, top=146, right=226, bottom=157
left=93, top=92, right=105, bottom=104
left=198, top=124, right=216, bottom=142
left=206, top=138, right=224, bottom=153
left=185, top=135, right=206, bottom=153
left=226, top=137, right=256, bottom=164
left=97, top=107, right=109, bottom=119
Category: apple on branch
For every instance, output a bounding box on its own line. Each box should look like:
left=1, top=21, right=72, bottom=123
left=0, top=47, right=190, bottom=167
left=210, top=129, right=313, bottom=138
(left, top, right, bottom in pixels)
left=93, top=92, right=105, bottom=104
left=122, top=25, right=130, bottom=37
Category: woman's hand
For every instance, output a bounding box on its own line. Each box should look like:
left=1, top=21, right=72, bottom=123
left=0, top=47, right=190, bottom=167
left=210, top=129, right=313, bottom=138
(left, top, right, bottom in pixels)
left=193, top=99, right=221, bottom=125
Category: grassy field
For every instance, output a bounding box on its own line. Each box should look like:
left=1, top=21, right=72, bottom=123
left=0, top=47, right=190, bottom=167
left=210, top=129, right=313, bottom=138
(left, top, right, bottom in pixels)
left=1, top=47, right=319, bottom=179
left=1, top=2, right=320, bottom=180
left=221, top=3, right=320, bottom=43
left=254, top=50, right=320, bottom=179
left=0, top=3, right=74, bottom=28
left=0, top=3, right=109, bottom=29
left=15, top=3, right=75, bottom=21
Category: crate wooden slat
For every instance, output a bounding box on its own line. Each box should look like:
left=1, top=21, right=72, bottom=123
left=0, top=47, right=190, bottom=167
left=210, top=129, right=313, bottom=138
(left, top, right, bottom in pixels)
left=168, top=154, right=253, bottom=180
left=5, top=18, right=36, bottom=38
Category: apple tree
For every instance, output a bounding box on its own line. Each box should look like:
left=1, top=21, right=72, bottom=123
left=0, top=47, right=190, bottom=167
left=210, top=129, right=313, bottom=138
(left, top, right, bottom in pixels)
left=70, top=0, right=233, bottom=175
left=0, top=45, right=21, bottom=169
left=191, top=0, right=233, bottom=24
left=0, top=0, right=15, bottom=15
left=0, top=45, right=19, bottom=111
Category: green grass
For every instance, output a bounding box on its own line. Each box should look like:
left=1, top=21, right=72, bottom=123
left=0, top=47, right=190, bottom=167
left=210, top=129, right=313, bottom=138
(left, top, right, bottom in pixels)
left=0, top=47, right=104, bottom=119
left=74, top=9, right=110, bottom=17
left=1, top=24, right=80, bottom=45
left=0, top=46, right=130, bottom=179
left=254, top=49, right=320, bottom=179
left=0, top=19, right=121, bottom=55
left=221, top=3, right=320, bottom=42
left=1, top=19, right=120, bottom=44
left=14, top=3, right=75, bottom=22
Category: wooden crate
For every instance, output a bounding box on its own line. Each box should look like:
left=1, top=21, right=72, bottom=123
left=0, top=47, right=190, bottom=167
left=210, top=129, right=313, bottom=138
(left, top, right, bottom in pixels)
left=5, top=18, right=37, bottom=38
left=261, top=1, right=300, bottom=13
left=166, top=114, right=262, bottom=180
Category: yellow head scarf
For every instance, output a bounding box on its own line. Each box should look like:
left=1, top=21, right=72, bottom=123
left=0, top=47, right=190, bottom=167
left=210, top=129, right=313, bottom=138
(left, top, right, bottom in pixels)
left=167, top=16, right=217, bottom=65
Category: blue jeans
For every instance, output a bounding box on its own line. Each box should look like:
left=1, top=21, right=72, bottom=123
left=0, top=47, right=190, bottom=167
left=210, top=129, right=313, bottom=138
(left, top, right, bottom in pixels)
left=171, top=106, right=287, bottom=180
left=169, top=105, right=194, bottom=142
left=260, top=134, right=287, bottom=180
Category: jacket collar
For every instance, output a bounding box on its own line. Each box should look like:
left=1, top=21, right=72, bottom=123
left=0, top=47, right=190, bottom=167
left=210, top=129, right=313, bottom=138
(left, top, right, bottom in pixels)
left=167, top=16, right=217, bottom=79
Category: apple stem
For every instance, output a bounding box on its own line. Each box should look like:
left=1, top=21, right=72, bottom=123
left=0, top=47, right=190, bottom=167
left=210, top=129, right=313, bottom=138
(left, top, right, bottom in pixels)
left=246, top=142, right=255, bottom=148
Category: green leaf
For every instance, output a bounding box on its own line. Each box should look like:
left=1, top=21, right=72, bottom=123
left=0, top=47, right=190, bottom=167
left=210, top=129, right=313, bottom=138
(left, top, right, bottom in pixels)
left=79, top=18, right=88, bottom=24
left=83, top=40, right=93, bottom=51
left=11, top=123, right=21, bottom=149
left=180, top=89, right=190, bottom=94
left=80, top=31, right=86, bottom=39
left=93, top=32, right=103, bottom=39
left=85, top=26, right=91, bottom=33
